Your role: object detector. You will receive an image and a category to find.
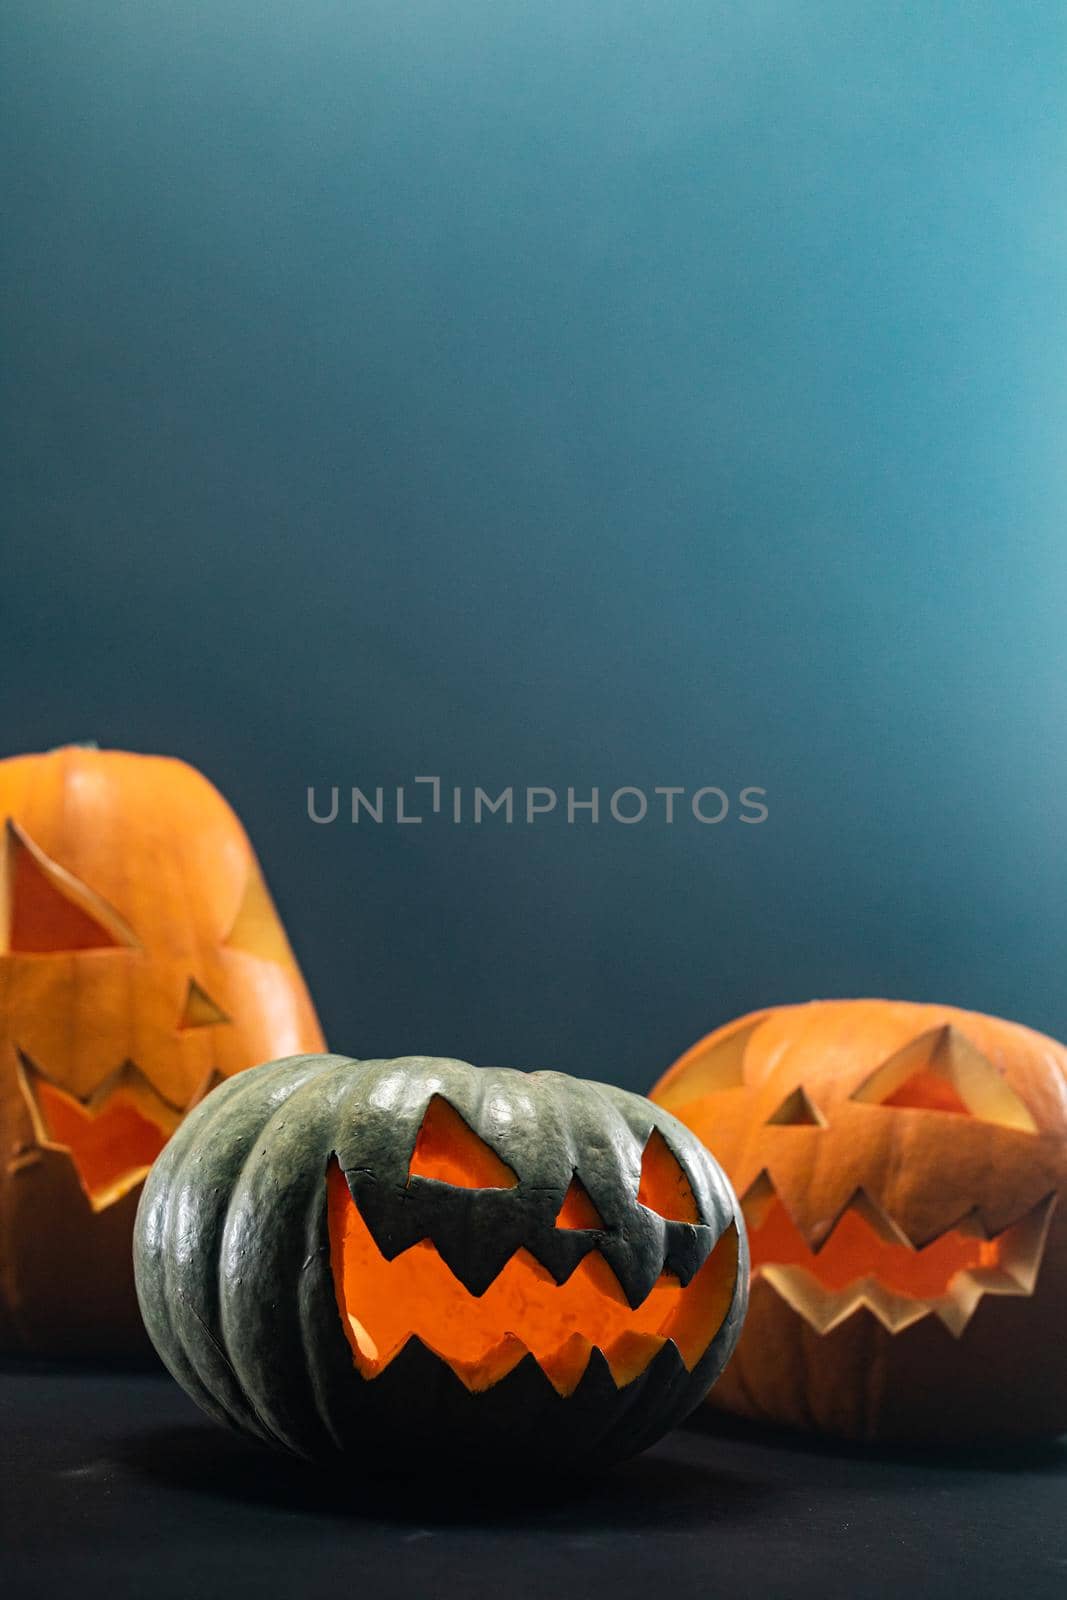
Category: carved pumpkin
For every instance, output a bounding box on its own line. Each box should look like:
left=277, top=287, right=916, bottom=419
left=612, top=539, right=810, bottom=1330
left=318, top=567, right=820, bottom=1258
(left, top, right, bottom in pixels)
left=134, top=1055, right=747, bottom=1465
left=0, top=745, right=324, bottom=1355
left=651, top=1000, right=1067, bottom=1440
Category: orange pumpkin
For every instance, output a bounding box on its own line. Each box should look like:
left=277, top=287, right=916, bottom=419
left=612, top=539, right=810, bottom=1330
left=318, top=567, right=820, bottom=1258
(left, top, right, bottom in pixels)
left=0, top=745, right=325, bottom=1355
left=651, top=999, right=1067, bottom=1440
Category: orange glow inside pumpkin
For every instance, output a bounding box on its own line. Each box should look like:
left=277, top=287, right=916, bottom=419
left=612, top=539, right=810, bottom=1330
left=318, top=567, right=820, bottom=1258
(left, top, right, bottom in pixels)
left=879, top=1069, right=971, bottom=1115
left=407, top=1095, right=518, bottom=1188
left=6, top=826, right=120, bottom=952
left=749, top=1198, right=999, bottom=1298
left=637, top=1127, right=701, bottom=1221
left=555, top=1173, right=604, bottom=1229
left=328, top=1159, right=739, bottom=1394
left=32, top=1079, right=169, bottom=1209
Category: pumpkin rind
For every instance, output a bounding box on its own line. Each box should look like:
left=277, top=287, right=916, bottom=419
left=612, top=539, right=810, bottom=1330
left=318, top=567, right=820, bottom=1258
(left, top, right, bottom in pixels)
left=134, top=1054, right=748, bottom=1465
left=0, top=746, right=325, bottom=1356
left=651, top=999, right=1067, bottom=1440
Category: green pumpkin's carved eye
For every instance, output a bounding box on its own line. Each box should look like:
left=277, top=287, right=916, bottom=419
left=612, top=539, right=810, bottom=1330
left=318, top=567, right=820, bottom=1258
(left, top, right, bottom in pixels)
left=637, top=1128, right=700, bottom=1223
left=554, top=1173, right=604, bottom=1229
left=407, top=1095, right=518, bottom=1189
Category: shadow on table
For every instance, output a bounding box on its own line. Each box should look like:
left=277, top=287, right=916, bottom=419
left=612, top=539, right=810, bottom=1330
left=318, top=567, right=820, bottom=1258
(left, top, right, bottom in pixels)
left=685, top=1407, right=1067, bottom=1475
left=114, top=1418, right=777, bottom=1530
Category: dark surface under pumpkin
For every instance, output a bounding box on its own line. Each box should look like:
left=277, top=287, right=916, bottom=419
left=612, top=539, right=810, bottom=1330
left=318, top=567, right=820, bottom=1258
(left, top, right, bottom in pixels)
left=134, top=1054, right=747, bottom=1466
left=4, top=1364, right=1066, bottom=1600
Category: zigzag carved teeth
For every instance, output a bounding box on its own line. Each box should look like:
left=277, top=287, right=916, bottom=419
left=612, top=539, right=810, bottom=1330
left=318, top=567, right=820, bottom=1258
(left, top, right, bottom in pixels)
left=740, top=1169, right=1049, bottom=1253
left=14, top=1049, right=182, bottom=1211
left=744, top=1176, right=1056, bottom=1338
left=738, top=1170, right=776, bottom=1230
left=329, top=1162, right=740, bottom=1395
left=362, top=1213, right=716, bottom=1311
left=807, top=1188, right=914, bottom=1253
left=759, top=1266, right=933, bottom=1336
left=16, top=1048, right=193, bottom=1116
left=363, top=1328, right=673, bottom=1397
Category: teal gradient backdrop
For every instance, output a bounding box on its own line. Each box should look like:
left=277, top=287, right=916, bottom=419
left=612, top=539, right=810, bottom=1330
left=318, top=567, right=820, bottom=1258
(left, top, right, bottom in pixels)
left=3, top=4, right=1066, bottom=1090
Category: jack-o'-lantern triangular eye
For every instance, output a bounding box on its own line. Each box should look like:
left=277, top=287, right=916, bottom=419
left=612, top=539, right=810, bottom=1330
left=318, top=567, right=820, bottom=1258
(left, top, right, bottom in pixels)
left=223, top=862, right=295, bottom=966
left=638, top=1128, right=700, bottom=1222
left=1, top=821, right=138, bottom=953
left=407, top=1096, right=518, bottom=1188
left=554, top=1173, right=604, bottom=1229
left=654, top=1016, right=764, bottom=1112
left=178, top=977, right=231, bottom=1030
left=851, top=1025, right=1037, bottom=1132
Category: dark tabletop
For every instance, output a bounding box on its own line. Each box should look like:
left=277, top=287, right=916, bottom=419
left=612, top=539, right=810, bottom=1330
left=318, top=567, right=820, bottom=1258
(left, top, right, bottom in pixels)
left=3, top=1366, right=1066, bottom=1600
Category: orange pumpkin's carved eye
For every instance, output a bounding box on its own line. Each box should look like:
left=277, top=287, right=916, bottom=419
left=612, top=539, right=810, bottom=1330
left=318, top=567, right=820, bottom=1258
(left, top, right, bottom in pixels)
left=2, top=821, right=137, bottom=953
left=638, top=1128, right=700, bottom=1222
left=649, top=998, right=1067, bottom=1442
left=407, top=1096, right=518, bottom=1189
left=0, top=745, right=328, bottom=1362
left=851, top=1025, right=1037, bottom=1132
left=223, top=862, right=295, bottom=966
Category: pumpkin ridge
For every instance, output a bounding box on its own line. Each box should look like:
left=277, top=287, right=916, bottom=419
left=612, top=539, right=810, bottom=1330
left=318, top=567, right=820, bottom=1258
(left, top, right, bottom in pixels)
left=156, top=1055, right=343, bottom=1444
left=652, top=999, right=1067, bottom=1439
left=136, top=1053, right=748, bottom=1465
left=0, top=747, right=326, bottom=1357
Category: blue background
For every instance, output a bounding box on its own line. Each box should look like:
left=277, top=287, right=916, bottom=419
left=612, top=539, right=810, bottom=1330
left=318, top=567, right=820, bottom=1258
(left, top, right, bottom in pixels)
left=4, top=3, right=1066, bottom=1091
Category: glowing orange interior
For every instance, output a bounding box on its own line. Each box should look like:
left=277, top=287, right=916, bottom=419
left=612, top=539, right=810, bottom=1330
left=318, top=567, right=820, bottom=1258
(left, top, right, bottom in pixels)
left=328, top=1160, right=738, bottom=1393
left=637, top=1127, right=700, bottom=1222
left=880, top=1070, right=971, bottom=1115
left=8, top=834, right=117, bottom=952
left=33, top=1079, right=168, bottom=1207
left=408, top=1096, right=518, bottom=1188
left=555, top=1173, right=604, bottom=1229
left=750, top=1199, right=999, bottom=1298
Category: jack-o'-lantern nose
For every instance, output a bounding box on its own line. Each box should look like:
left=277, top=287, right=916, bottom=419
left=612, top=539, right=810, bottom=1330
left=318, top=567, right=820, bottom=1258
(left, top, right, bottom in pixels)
left=177, top=978, right=231, bottom=1031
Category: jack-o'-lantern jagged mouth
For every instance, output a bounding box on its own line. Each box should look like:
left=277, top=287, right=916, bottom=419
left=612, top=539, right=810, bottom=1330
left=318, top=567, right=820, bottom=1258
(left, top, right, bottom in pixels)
left=741, top=1174, right=1056, bottom=1337
left=15, top=1050, right=218, bottom=1210
left=327, top=1160, right=740, bottom=1395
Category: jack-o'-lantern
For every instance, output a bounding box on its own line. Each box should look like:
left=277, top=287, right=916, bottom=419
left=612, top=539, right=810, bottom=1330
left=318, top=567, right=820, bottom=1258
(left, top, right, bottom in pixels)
left=651, top=1000, right=1067, bottom=1440
left=0, top=745, right=324, bottom=1355
left=134, top=1055, right=748, bottom=1465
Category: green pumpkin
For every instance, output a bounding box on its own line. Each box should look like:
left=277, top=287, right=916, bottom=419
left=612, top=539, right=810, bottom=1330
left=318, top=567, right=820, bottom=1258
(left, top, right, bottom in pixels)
left=134, top=1054, right=747, bottom=1466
